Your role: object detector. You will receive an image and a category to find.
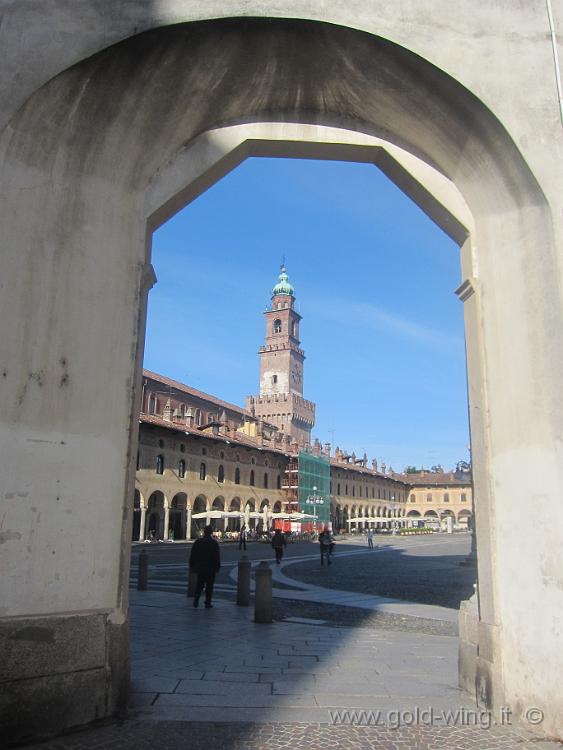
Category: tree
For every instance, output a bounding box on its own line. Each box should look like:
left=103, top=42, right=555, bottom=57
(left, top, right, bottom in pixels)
left=403, top=466, right=419, bottom=474
left=430, top=464, right=444, bottom=473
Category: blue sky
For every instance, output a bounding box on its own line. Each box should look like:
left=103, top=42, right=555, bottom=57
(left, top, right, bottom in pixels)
left=145, top=157, right=469, bottom=471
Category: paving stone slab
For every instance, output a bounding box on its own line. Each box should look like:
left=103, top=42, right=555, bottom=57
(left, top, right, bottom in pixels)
left=175, top=680, right=272, bottom=697
left=202, top=671, right=260, bottom=683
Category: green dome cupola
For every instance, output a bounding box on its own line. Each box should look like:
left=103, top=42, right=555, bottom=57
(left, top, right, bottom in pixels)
left=272, top=264, right=294, bottom=297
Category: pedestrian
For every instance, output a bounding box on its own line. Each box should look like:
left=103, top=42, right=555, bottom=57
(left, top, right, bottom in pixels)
left=367, top=528, right=374, bottom=549
left=271, top=528, right=287, bottom=565
left=239, top=524, right=247, bottom=551
left=319, top=525, right=334, bottom=566
left=189, top=524, right=221, bottom=609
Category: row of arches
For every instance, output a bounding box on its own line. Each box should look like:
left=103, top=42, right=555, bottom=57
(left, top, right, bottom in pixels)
left=133, top=489, right=283, bottom=540
left=330, top=503, right=473, bottom=529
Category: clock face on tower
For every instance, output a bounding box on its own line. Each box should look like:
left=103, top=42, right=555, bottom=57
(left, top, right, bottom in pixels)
left=291, top=364, right=302, bottom=385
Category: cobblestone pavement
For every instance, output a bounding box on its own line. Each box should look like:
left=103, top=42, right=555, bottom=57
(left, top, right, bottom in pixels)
left=283, top=535, right=477, bottom=610
left=21, top=719, right=562, bottom=750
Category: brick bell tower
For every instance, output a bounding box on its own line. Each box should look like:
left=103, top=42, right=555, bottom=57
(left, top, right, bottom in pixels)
left=246, top=264, right=315, bottom=446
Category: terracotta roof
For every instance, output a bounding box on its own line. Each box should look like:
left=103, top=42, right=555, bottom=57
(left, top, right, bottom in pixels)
left=143, top=369, right=245, bottom=416
left=328, top=458, right=409, bottom=485
left=395, top=471, right=472, bottom=487
left=139, top=413, right=291, bottom=457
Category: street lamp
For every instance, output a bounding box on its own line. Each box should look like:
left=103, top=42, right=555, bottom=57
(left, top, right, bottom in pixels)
left=307, top=485, right=325, bottom=531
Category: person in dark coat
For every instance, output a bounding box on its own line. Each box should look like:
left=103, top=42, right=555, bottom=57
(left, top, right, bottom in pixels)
left=239, top=524, right=247, bottom=551
left=271, top=528, right=287, bottom=565
left=319, top=525, right=334, bottom=566
left=189, top=525, right=221, bottom=608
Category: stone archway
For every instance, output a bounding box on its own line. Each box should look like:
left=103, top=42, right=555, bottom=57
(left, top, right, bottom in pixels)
left=1, top=11, right=562, bottom=742
left=170, top=493, right=187, bottom=540
left=132, top=489, right=142, bottom=542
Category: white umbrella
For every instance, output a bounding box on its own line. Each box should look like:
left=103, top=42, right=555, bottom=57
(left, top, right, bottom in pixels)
left=262, top=505, right=271, bottom=530
left=192, top=510, right=223, bottom=519
left=347, top=516, right=390, bottom=523
left=243, top=503, right=251, bottom=529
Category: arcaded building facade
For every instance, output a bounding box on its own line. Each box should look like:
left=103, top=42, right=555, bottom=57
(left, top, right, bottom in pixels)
left=134, top=266, right=472, bottom=538
left=399, top=470, right=473, bottom=527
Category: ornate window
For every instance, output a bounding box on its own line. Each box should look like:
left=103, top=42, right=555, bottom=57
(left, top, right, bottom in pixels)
left=410, top=493, right=416, bottom=503
left=199, top=462, right=206, bottom=481
left=156, top=455, right=164, bottom=475
left=178, top=459, right=185, bottom=478
left=273, top=319, right=282, bottom=334
left=461, top=493, right=467, bottom=502
left=444, top=493, right=450, bottom=503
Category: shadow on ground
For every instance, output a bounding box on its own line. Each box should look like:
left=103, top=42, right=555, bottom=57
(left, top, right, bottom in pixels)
left=283, top=544, right=477, bottom=609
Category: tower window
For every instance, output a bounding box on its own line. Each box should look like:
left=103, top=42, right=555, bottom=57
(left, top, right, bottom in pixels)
left=290, top=320, right=295, bottom=336
left=272, top=375, right=278, bottom=385
left=273, top=319, right=282, bottom=334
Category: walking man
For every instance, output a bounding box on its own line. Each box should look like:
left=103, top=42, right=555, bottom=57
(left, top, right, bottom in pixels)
left=319, top=525, right=334, bottom=566
left=271, top=528, right=287, bottom=565
left=367, top=528, right=374, bottom=549
left=189, top=524, right=220, bottom=609
left=239, top=524, right=247, bottom=551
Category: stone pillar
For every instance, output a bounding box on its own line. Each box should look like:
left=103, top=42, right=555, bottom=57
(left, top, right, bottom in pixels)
left=186, top=505, right=192, bottom=540
left=163, top=504, right=170, bottom=541
left=139, top=506, right=146, bottom=542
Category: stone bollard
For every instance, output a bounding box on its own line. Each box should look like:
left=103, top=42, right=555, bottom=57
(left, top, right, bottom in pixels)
left=137, top=550, right=148, bottom=591
left=237, top=555, right=251, bottom=606
left=254, top=561, right=272, bottom=624
left=187, top=569, right=198, bottom=597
